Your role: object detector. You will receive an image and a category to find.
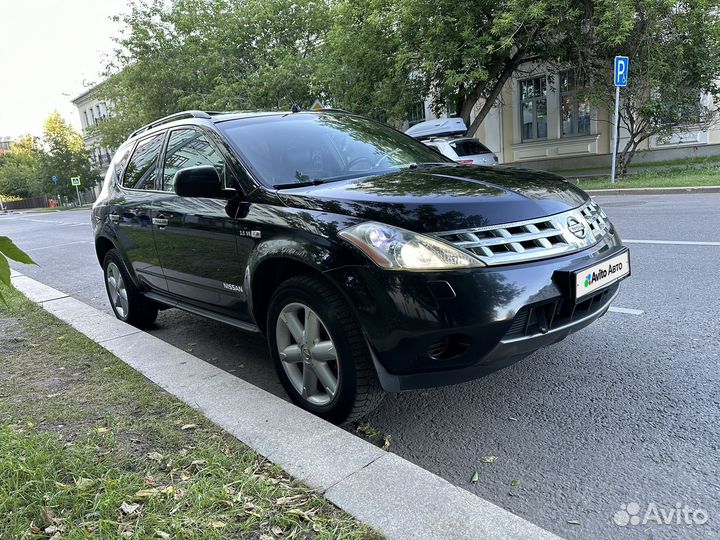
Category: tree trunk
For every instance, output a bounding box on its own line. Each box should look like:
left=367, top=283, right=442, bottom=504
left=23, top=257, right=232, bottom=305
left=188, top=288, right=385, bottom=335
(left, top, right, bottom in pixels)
left=615, top=136, right=635, bottom=178
left=459, top=49, right=526, bottom=136
left=618, top=133, right=650, bottom=176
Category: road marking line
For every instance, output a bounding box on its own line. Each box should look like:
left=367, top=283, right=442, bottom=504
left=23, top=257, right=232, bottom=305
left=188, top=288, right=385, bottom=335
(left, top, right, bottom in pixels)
left=25, top=240, right=93, bottom=252
left=609, top=306, right=644, bottom=315
left=624, top=239, right=720, bottom=246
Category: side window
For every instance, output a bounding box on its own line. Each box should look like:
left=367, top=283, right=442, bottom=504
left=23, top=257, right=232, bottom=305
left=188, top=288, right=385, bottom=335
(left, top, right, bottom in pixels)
left=111, top=144, right=133, bottom=184
left=122, top=133, right=165, bottom=190
left=162, top=128, right=226, bottom=192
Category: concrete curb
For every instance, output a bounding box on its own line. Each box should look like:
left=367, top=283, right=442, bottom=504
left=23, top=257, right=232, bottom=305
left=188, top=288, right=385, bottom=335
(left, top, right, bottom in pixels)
left=586, top=185, right=720, bottom=196
left=10, top=272, right=563, bottom=540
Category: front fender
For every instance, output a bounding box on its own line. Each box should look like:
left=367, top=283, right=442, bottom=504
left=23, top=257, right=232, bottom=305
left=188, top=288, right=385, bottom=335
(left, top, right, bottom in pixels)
left=244, top=232, right=369, bottom=327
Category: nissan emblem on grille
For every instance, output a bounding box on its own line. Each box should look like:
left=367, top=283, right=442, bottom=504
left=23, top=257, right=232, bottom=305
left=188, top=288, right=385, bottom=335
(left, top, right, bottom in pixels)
left=567, top=216, right=586, bottom=239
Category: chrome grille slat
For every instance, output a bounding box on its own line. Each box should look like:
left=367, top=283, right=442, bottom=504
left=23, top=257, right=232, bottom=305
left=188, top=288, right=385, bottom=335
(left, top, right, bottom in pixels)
left=433, top=200, right=611, bottom=266
left=452, top=228, right=563, bottom=249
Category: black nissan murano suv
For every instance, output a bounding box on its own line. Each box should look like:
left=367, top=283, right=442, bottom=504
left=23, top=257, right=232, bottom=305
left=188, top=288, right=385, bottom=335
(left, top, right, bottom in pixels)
left=92, top=109, right=630, bottom=423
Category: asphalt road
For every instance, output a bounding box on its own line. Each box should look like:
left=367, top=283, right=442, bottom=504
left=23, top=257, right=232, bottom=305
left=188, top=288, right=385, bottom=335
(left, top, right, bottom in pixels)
left=2, top=193, right=718, bottom=540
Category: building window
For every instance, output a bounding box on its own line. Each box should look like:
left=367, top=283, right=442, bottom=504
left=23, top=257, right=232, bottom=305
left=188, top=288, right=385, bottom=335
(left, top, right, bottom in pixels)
left=407, top=102, right=426, bottom=126
left=520, top=76, right=547, bottom=141
left=560, top=70, right=591, bottom=137
left=83, top=111, right=89, bottom=129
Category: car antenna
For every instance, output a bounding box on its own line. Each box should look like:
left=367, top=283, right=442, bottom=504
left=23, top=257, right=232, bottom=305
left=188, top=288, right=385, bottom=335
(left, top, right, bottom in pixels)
left=291, top=103, right=302, bottom=113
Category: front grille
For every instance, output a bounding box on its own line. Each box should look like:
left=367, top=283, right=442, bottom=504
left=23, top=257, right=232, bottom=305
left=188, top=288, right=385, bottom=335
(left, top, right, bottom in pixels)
left=505, top=283, right=617, bottom=339
left=433, top=200, right=611, bottom=266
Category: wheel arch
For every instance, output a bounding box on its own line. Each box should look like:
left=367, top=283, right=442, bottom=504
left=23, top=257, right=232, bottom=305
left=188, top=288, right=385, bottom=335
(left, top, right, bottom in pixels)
left=94, top=234, right=143, bottom=289
left=246, top=233, right=365, bottom=332
left=95, top=235, right=115, bottom=265
left=248, top=251, right=365, bottom=335
left=250, top=256, right=329, bottom=333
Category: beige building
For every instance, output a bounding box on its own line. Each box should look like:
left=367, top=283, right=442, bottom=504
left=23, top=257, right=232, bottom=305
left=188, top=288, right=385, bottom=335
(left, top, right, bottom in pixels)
left=419, top=64, right=720, bottom=171
left=71, top=83, right=114, bottom=174
left=0, top=136, right=15, bottom=156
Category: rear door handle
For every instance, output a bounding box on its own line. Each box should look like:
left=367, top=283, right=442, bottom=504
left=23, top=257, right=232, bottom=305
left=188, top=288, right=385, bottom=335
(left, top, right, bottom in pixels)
left=109, top=213, right=120, bottom=223
left=152, top=215, right=169, bottom=228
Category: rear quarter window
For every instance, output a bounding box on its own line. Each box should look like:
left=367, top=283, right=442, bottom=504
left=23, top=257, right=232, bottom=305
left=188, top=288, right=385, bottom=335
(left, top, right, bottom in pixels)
left=122, top=133, right=165, bottom=190
left=110, top=144, right=133, bottom=184
left=449, top=139, right=491, bottom=156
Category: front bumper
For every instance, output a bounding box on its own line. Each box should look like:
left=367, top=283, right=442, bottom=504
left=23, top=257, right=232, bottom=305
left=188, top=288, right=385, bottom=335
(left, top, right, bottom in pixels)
left=326, top=232, right=626, bottom=392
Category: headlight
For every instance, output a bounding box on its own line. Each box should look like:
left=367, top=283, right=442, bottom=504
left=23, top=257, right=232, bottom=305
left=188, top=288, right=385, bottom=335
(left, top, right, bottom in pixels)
left=338, top=222, right=484, bottom=270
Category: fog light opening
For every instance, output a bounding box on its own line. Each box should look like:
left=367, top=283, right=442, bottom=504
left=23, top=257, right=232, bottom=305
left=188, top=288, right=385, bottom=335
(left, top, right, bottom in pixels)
left=427, top=334, right=471, bottom=361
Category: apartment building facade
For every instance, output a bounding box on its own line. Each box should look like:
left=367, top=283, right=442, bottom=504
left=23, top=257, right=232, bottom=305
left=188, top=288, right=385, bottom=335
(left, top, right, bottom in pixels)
left=71, top=83, right=114, bottom=175
left=415, top=64, right=720, bottom=171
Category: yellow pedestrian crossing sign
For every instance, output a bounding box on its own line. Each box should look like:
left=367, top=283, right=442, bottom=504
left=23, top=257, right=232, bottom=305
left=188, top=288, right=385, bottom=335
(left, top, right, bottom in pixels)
left=311, top=100, right=324, bottom=110
left=71, top=177, right=81, bottom=186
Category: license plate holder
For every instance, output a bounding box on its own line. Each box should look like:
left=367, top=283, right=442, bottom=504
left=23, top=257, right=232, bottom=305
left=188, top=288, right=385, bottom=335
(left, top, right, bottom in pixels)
left=570, top=248, right=631, bottom=302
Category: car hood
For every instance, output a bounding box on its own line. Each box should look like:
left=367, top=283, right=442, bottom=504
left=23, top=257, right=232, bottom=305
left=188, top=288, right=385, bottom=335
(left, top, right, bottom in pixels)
left=275, top=165, right=588, bottom=233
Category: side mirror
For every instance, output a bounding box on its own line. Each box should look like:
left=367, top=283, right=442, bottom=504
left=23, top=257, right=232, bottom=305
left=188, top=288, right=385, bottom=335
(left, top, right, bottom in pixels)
left=173, top=166, right=223, bottom=198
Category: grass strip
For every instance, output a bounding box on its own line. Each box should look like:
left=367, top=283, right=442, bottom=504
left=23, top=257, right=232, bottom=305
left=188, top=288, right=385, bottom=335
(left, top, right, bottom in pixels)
left=0, top=285, right=380, bottom=540
left=569, top=164, right=720, bottom=190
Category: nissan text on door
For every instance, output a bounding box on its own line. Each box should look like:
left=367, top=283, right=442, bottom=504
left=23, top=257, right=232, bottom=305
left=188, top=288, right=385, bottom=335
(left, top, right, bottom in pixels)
left=92, top=109, right=630, bottom=423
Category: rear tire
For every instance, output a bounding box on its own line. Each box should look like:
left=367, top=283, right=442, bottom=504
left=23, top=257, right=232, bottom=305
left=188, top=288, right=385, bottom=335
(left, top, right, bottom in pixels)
left=103, top=249, right=158, bottom=328
left=267, top=275, right=384, bottom=424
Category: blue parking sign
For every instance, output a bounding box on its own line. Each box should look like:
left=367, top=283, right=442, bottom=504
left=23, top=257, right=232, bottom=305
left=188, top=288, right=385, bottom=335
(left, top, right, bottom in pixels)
left=614, top=56, right=629, bottom=87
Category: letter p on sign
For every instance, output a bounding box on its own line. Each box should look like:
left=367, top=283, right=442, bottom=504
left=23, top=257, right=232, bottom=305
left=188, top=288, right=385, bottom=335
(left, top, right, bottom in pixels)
left=614, top=56, right=629, bottom=87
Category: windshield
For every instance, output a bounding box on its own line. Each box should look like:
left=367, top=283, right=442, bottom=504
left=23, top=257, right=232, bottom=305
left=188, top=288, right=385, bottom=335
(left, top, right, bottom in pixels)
left=217, top=113, right=451, bottom=187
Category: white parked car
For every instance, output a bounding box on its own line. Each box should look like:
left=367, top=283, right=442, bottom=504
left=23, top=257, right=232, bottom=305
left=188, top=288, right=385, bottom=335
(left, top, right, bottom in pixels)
left=405, top=118, right=498, bottom=166
left=422, top=137, right=498, bottom=166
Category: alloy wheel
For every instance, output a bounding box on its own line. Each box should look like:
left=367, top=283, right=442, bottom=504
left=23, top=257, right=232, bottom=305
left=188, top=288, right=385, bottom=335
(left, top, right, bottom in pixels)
left=275, top=302, right=339, bottom=406
left=106, top=261, right=129, bottom=319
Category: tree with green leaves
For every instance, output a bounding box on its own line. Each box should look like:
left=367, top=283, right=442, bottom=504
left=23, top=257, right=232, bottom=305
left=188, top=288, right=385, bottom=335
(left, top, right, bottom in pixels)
left=94, top=0, right=331, bottom=149
left=584, top=0, right=720, bottom=175
left=41, top=112, right=100, bottom=197
left=0, top=136, right=45, bottom=198
left=94, top=0, right=720, bottom=177
left=321, top=0, right=589, bottom=131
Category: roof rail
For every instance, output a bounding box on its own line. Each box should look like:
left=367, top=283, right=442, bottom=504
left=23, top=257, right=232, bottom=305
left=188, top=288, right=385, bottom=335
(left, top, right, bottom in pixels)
left=129, top=110, right=212, bottom=139
left=317, top=107, right=351, bottom=114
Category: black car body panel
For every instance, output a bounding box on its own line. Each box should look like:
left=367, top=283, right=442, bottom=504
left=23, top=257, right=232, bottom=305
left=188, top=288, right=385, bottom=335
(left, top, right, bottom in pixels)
left=93, top=110, right=629, bottom=395
left=276, top=166, right=588, bottom=233
left=324, top=238, right=624, bottom=391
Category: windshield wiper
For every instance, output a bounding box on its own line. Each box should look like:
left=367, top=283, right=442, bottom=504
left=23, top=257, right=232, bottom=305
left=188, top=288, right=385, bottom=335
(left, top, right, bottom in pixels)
left=273, top=179, right=327, bottom=190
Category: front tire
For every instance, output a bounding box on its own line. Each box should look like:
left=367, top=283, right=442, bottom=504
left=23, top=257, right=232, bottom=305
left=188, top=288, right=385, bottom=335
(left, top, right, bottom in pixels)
left=103, top=249, right=158, bottom=328
left=267, top=275, right=384, bottom=424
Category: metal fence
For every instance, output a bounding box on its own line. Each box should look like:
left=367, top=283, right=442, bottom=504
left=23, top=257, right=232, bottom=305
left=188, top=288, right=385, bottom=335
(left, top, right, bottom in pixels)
left=0, top=190, right=97, bottom=211
left=1, top=196, right=49, bottom=210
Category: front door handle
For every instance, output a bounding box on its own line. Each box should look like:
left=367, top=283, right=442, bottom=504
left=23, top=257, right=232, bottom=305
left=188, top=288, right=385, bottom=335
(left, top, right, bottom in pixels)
left=152, top=216, right=169, bottom=228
